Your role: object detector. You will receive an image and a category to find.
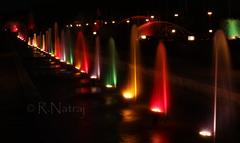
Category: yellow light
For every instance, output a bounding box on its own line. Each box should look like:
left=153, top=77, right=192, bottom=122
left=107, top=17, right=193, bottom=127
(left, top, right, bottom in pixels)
left=199, top=130, right=212, bottom=137
left=93, top=31, right=97, bottom=35
left=112, top=20, right=115, bottom=24
left=207, top=11, right=213, bottom=16
left=126, top=20, right=130, bottom=23
left=140, top=35, right=147, bottom=39
left=151, top=108, right=162, bottom=113
left=171, top=29, right=176, bottom=33
left=209, top=29, right=213, bottom=33
left=188, top=35, right=195, bottom=41
left=75, top=66, right=80, bottom=70
left=106, top=84, right=113, bottom=88
left=150, top=15, right=154, bottom=19
left=174, top=13, right=179, bottom=17
left=123, top=91, right=134, bottom=99
left=145, top=18, right=149, bottom=22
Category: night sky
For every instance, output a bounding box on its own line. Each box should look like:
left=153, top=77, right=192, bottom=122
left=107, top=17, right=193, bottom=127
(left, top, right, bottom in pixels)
left=1, top=0, right=240, bottom=30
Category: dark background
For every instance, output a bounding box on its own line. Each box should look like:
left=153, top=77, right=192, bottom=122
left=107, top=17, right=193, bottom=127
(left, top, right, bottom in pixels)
left=0, top=0, right=240, bottom=32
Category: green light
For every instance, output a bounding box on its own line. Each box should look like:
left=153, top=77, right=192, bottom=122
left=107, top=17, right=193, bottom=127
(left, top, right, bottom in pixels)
left=105, top=37, right=117, bottom=87
left=222, top=19, right=240, bottom=39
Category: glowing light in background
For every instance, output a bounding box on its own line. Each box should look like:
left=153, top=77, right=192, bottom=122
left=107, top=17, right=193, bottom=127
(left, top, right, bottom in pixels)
left=171, top=29, right=176, bottom=33
left=150, top=15, right=155, bottom=19
left=140, top=35, right=147, bottom=40
left=93, top=31, right=97, bottom=35
left=207, top=11, right=213, bottom=16
left=126, top=20, right=130, bottom=23
left=150, top=42, right=169, bottom=115
left=106, top=84, right=113, bottom=88
left=199, top=130, right=212, bottom=137
left=112, top=20, right=115, bottom=24
left=123, top=91, right=134, bottom=99
left=174, top=13, right=179, bottom=17
left=188, top=35, right=195, bottom=41
left=209, top=29, right=213, bottom=33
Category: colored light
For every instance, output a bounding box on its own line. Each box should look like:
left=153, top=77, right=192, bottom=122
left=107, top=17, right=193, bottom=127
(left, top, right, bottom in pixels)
left=188, top=36, right=195, bottom=41
left=106, top=84, right=113, bottom=88
left=174, top=13, right=179, bottom=17
left=75, top=72, right=81, bottom=76
left=105, top=37, right=117, bottom=87
left=222, top=19, right=240, bottom=39
left=199, top=130, right=212, bottom=137
left=140, top=35, right=147, bottom=39
left=123, top=91, right=134, bottom=99
left=75, top=66, right=80, bottom=70
left=149, top=42, right=169, bottom=115
left=151, top=108, right=162, bottom=113
left=123, top=25, right=140, bottom=100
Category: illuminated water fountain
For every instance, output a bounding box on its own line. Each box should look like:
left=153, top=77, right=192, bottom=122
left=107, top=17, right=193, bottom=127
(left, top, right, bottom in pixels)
left=105, top=37, right=117, bottom=87
left=54, top=22, right=61, bottom=59
left=65, top=28, right=74, bottom=65
left=60, top=30, right=66, bottom=62
left=74, top=31, right=89, bottom=73
left=122, top=25, right=141, bottom=100
left=212, top=30, right=234, bottom=142
left=149, top=42, right=169, bottom=115
left=91, top=36, right=101, bottom=79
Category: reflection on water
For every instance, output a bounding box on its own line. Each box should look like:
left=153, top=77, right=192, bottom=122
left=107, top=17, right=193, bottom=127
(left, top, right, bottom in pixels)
left=121, top=108, right=139, bottom=122
left=151, top=132, right=169, bottom=143
left=121, top=134, right=139, bottom=143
